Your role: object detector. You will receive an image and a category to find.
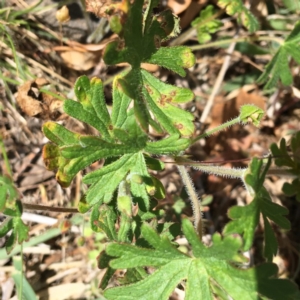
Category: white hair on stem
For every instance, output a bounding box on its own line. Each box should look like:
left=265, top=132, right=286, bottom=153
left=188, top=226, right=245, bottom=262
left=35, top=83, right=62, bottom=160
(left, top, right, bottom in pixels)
left=177, top=165, right=203, bottom=239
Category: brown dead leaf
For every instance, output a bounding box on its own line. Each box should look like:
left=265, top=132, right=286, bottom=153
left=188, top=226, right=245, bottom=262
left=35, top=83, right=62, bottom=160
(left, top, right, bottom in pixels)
left=38, top=283, right=88, bottom=300
left=16, top=79, right=65, bottom=120
left=168, top=0, right=192, bottom=15
left=141, top=63, right=159, bottom=72
left=236, top=88, right=266, bottom=111
left=210, top=89, right=266, bottom=128
left=178, top=0, right=205, bottom=29
left=60, top=50, right=100, bottom=71
left=50, top=36, right=118, bottom=71
left=85, top=0, right=127, bottom=18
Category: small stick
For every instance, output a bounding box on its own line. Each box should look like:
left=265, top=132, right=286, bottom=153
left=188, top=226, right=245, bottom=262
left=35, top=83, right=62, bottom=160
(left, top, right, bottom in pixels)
left=199, top=35, right=238, bottom=129
left=22, top=202, right=78, bottom=213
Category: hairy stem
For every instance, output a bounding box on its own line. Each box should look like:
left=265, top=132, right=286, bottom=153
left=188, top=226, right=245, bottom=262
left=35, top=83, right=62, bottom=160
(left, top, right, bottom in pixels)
left=177, top=165, right=203, bottom=239
left=192, top=164, right=246, bottom=179
left=192, top=116, right=240, bottom=143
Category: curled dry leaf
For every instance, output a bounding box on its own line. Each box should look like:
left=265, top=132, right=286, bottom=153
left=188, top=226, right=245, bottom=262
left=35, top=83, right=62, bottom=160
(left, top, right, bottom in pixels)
left=16, top=79, right=66, bottom=121
left=85, top=0, right=126, bottom=18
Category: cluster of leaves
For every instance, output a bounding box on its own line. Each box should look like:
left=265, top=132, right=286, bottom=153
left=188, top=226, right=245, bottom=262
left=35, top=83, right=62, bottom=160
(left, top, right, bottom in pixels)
left=217, top=0, right=259, bottom=33
left=42, top=0, right=195, bottom=251
left=224, top=158, right=290, bottom=262
left=2, top=0, right=300, bottom=299
left=104, top=219, right=297, bottom=300
left=257, top=21, right=300, bottom=89
left=192, top=5, right=223, bottom=44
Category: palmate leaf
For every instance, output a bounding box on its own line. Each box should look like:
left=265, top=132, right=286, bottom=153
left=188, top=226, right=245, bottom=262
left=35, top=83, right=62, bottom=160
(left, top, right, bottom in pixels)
left=43, top=71, right=187, bottom=209
left=43, top=123, right=140, bottom=187
left=257, top=21, right=300, bottom=89
left=41, top=75, right=129, bottom=187
left=104, top=219, right=297, bottom=300
left=224, top=158, right=290, bottom=261
left=83, top=153, right=151, bottom=210
left=65, top=76, right=112, bottom=141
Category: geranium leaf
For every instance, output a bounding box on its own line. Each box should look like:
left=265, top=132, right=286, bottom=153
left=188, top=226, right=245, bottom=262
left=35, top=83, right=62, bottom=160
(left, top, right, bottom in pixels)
left=104, top=219, right=297, bottom=300
left=224, top=158, right=290, bottom=261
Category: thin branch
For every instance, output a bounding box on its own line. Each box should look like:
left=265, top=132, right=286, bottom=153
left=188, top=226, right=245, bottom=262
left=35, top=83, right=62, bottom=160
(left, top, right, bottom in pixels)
left=189, top=35, right=283, bottom=52
left=22, top=202, right=79, bottom=213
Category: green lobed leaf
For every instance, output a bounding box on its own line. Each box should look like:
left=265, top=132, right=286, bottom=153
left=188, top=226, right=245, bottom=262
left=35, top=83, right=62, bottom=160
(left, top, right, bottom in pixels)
left=111, top=75, right=133, bottom=128
left=270, top=138, right=294, bottom=168
left=0, top=175, right=18, bottom=211
left=149, top=175, right=166, bottom=200
left=257, top=21, right=300, bottom=89
left=146, top=47, right=195, bottom=76
left=282, top=179, right=300, bottom=201
left=270, top=132, right=300, bottom=201
left=43, top=122, right=80, bottom=146
left=144, top=155, right=165, bottom=171
left=283, top=0, right=300, bottom=12
left=97, top=250, right=116, bottom=289
left=90, top=204, right=117, bottom=239
left=43, top=108, right=145, bottom=187
left=145, top=135, right=191, bottom=155
left=84, top=154, right=138, bottom=206
left=218, top=0, right=259, bottom=33
left=64, top=99, right=112, bottom=141
left=118, top=108, right=149, bottom=148
left=119, top=267, right=148, bottom=285
left=1, top=201, right=29, bottom=254
left=103, top=1, right=195, bottom=76
left=0, top=217, right=14, bottom=239
left=141, top=69, right=195, bottom=137
left=104, top=219, right=297, bottom=300
left=141, top=87, right=179, bottom=135
left=67, top=76, right=112, bottom=140
left=129, top=153, right=151, bottom=211
left=224, top=158, right=290, bottom=261
left=271, top=131, right=300, bottom=170
left=191, top=5, right=223, bottom=44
